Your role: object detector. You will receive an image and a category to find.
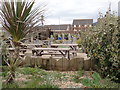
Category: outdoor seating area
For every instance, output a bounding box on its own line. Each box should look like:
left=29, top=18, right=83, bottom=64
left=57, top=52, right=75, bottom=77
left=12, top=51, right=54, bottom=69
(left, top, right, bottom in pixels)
left=7, top=39, right=79, bottom=60
left=5, top=33, right=80, bottom=61
left=4, top=39, right=90, bottom=71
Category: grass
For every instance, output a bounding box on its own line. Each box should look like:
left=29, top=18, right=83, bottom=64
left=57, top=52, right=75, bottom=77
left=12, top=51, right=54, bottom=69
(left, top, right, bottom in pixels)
left=1, top=66, right=120, bottom=88
left=1, top=67, right=59, bottom=88
left=18, top=67, right=41, bottom=75
left=2, top=83, right=19, bottom=88
left=72, top=68, right=85, bottom=83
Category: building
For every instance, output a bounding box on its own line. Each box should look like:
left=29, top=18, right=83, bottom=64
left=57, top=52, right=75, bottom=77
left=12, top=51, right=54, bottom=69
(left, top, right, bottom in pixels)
left=45, top=24, right=73, bottom=34
left=72, top=19, right=93, bottom=31
left=32, top=19, right=94, bottom=40
left=45, top=24, right=71, bottom=31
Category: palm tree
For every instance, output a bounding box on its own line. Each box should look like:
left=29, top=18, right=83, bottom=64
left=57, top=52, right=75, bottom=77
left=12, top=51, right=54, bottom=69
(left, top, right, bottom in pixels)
left=0, top=0, right=44, bottom=83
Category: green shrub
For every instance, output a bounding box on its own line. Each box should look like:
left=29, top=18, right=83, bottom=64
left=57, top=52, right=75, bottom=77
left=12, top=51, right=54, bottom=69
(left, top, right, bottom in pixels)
left=80, top=9, right=119, bottom=82
left=76, top=39, right=81, bottom=44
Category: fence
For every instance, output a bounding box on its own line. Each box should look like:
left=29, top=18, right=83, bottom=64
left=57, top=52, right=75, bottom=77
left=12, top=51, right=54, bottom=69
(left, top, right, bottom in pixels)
left=21, top=56, right=91, bottom=71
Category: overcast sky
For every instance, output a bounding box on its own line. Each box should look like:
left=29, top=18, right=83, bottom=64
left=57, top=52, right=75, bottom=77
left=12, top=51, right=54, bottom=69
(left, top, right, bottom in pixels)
left=37, top=0, right=119, bottom=25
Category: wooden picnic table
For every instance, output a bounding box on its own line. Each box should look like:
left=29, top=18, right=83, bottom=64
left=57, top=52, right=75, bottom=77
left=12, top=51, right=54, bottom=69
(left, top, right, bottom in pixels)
left=21, top=43, right=42, bottom=48
left=32, top=48, right=71, bottom=60
left=7, top=48, right=26, bottom=51
left=21, top=44, right=42, bottom=46
left=51, top=44, right=78, bottom=50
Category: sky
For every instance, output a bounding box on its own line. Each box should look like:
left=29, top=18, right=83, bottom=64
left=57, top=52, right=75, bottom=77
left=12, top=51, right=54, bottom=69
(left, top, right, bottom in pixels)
left=36, top=0, right=120, bottom=25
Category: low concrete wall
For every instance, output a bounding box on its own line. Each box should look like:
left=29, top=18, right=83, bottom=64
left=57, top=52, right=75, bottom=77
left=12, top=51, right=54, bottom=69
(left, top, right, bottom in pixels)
left=22, top=56, right=91, bottom=71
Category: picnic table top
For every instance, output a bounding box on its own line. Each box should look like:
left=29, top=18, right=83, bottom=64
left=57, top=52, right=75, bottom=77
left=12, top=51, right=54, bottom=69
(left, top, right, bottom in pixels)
left=33, top=48, right=71, bottom=51
left=6, top=48, right=26, bottom=50
left=21, top=43, right=42, bottom=46
left=51, top=44, right=78, bottom=46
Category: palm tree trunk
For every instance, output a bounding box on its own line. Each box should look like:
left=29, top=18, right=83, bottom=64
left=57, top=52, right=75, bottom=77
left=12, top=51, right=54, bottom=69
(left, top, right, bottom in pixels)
left=6, top=71, right=15, bottom=83
left=6, top=40, right=20, bottom=83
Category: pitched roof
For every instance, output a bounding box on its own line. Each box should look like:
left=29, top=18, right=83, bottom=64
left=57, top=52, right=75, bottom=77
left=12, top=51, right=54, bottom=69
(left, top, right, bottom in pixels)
left=72, top=19, right=93, bottom=25
left=45, top=24, right=72, bottom=30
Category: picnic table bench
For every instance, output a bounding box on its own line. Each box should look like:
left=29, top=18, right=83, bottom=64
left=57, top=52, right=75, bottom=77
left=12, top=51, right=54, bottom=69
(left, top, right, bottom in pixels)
left=51, top=44, right=78, bottom=56
left=51, top=44, right=78, bottom=50
left=32, top=48, right=71, bottom=60
left=21, top=44, right=42, bottom=48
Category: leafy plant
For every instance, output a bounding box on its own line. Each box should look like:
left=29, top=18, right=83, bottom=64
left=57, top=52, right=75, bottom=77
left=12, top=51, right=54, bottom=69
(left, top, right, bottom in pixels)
left=76, top=39, right=81, bottom=44
left=82, top=72, right=120, bottom=88
left=0, top=0, right=44, bottom=83
left=82, top=72, right=103, bottom=88
left=80, top=8, right=119, bottom=82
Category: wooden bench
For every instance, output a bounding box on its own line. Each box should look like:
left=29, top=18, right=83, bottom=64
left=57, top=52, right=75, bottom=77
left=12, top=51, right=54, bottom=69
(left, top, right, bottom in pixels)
left=32, top=48, right=71, bottom=60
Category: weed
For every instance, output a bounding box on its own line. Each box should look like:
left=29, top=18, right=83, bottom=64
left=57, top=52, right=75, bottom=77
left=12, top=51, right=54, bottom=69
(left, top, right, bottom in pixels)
left=72, top=68, right=85, bottom=83
left=2, top=82, right=19, bottom=88
left=81, top=72, right=120, bottom=88
left=38, top=84, right=59, bottom=88
left=18, top=67, right=40, bottom=75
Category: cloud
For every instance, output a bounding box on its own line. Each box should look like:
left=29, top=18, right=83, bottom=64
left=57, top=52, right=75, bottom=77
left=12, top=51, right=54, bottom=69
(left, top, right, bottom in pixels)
left=37, top=0, right=120, bottom=25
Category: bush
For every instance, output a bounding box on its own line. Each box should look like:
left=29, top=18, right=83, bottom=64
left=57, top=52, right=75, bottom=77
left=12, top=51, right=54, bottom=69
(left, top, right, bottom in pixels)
left=76, top=39, right=81, bottom=44
left=80, top=10, right=120, bottom=82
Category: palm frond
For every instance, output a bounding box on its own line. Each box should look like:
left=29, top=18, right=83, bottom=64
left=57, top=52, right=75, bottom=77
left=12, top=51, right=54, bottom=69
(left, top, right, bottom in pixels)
left=0, top=0, right=44, bottom=42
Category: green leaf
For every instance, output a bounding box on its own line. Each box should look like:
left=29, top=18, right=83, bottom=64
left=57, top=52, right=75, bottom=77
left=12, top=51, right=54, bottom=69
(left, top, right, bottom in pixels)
left=92, top=72, right=101, bottom=82
left=82, top=78, right=92, bottom=87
